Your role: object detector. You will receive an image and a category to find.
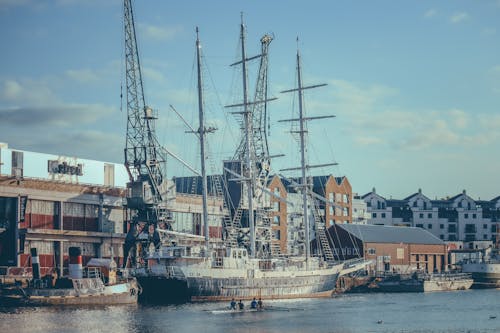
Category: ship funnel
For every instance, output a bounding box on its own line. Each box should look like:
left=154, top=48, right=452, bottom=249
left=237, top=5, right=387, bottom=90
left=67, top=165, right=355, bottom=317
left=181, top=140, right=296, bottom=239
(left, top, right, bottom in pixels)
left=68, top=247, right=83, bottom=279
left=30, top=248, right=41, bottom=280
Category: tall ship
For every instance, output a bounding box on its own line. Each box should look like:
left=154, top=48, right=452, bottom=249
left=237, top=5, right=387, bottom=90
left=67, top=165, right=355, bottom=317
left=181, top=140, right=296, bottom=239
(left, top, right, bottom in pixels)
left=120, top=0, right=366, bottom=303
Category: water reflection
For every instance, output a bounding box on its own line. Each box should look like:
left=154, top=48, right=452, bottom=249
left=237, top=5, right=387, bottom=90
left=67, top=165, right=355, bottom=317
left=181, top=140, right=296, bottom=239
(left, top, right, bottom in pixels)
left=1, top=290, right=499, bottom=333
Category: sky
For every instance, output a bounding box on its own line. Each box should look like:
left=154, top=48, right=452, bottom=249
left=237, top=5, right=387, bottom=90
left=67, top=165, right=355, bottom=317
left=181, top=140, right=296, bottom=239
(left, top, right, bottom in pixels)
left=0, top=0, right=499, bottom=201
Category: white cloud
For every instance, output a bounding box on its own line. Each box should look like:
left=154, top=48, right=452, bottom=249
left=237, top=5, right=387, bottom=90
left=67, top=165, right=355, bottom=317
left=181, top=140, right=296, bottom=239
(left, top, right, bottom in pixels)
left=2, top=80, right=22, bottom=100
left=424, top=9, right=437, bottom=18
left=354, top=136, right=384, bottom=146
left=450, top=12, right=469, bottom=24
left=321, top=79, right=499, bottom=151
left=65, top=69, right=100, bottom=83
left=142, top=67, right=166, bottom=83
left=139, top=24, right=183, bottom=41
left=1, top=78, right=57, bottom=105
left=449, top=109, right=468, bottom=129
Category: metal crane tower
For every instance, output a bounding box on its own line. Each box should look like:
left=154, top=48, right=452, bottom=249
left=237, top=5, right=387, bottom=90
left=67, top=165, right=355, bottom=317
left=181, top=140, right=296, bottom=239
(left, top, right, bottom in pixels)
left=122, top=0, right=167, bottom=267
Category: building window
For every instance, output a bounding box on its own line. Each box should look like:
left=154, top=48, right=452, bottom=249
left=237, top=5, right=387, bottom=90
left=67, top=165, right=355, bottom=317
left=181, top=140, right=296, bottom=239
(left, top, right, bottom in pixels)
left=483, top=224, right=488, bottom=229
left=428, top=224, right=432, bottom=229
left=273, top=230, right=280, bottom=240
left=465, top=224, right=476, bottom=233
left=367, top=248, right=376, bottom=255
left=483, top=234, right=488, bottom=240
left=419, top=213, right=424, bottom=218
left=273, top=216, right=280, bottom=225
left=273, top=201, right=280, bottom=212
left=381, top=213, right=386, bottom=218
left=329, top=219, right=334, bottom=226
left=416, top=224, right=424, bottom=228
left=329, top=206, right=334, bottom=215
left=473, top=214, right=477, bottom=219
left=448, top=234, right=457, bottom=241
left=492, top=225, right=497, bottom=233
left=440, top=224, right=444, bottom=229
left=464, top=213, right=469, bottom=219
left=428, top=213, right=432, bottom=218
left=343, top=194, right=349, bottom=203
left=372, top=213, right=377, bottom=218
left=439, top=235, right=444, bottom=240
left=448, top=224, right=457, bottom=233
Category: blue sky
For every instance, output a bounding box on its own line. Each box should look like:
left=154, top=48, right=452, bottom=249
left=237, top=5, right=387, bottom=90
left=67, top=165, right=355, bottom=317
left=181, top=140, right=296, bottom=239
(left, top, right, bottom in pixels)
left=1, top=0, right=499, bottom=200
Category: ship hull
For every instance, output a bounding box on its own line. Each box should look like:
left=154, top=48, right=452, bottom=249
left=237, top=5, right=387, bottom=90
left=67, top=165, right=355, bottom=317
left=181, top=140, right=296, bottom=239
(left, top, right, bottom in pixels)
left=187, top=272, right=338, bottom=301
left=374, top=274, right=473, bottom=293
left=462, top=262, right=500, bottom=288
left=1, top=279, right=139, bottom=306
left=137, top=268, right=339, bottom=303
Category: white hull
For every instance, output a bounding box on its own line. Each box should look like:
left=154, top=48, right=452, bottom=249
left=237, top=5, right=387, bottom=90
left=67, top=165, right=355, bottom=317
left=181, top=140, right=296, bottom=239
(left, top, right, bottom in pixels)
left=462, top=262, right=500, bottom=288
left=137, top=249, right=362, bottom=302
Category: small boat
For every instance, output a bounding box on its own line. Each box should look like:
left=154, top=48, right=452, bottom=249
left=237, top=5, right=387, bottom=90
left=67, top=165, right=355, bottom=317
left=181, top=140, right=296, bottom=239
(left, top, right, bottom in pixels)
left=374, top=272, right=473, bottom=292
left=1, top=247, right=139, bottom=306
left=209, top=305, right=300, bottom=314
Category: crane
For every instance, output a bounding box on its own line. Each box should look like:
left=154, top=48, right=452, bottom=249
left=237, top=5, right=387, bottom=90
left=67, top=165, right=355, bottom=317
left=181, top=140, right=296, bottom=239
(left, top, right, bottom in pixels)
left=122, top=0, right=167, bottom=268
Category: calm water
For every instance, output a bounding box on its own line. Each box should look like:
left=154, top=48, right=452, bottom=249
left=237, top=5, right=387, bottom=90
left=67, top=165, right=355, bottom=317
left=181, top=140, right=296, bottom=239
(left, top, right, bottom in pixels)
left=1, top=289, right=499, bottom=333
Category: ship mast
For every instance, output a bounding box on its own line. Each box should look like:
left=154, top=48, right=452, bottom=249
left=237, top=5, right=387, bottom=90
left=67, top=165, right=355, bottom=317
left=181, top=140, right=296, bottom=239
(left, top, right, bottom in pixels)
left=195, top=27, right=211, bottom=256
left=239, top=18, right=256, bottom=258
left=280, top=40, right=335, bottom=266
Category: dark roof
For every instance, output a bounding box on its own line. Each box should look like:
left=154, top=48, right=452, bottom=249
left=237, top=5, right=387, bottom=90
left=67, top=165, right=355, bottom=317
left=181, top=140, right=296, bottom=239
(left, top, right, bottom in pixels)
left=386, top=199, right=407, bottom=208
left=174, top=175, right=222, bottom=196
left=403, top=192, right=419, bottom=201
left=311, top=175, right=330, bottom=196
left=336, top=224, right=444, bottom=245
left=361, top=191, right=386, bottom=200
left=476, top=200, right=494, bottom=209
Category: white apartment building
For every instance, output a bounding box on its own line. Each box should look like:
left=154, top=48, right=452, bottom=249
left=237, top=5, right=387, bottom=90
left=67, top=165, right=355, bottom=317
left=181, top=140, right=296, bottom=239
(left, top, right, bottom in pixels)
left=362, top=188, right=500, bottom=249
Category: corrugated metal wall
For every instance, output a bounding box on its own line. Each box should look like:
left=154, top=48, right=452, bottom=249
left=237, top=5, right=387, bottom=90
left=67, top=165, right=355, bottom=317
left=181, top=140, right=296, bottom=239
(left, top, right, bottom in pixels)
left=63, top=202, right=98, bottom=231
left=24, top=199, right=56, bottom=229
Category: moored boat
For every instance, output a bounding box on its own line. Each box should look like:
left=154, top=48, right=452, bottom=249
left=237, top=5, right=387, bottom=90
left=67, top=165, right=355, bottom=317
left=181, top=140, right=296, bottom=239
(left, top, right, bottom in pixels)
left=460, top=247, right=500, bottom=288
left=0, top=247, right=139, bottom=306
left=373, top=272, right=473, bottom=293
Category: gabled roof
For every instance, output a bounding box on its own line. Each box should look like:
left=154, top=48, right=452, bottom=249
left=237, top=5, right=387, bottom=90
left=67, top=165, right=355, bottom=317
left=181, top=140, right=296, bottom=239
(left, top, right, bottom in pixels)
left=361, top=191, right=386, bottom=201
left=336, top=224, right=443, bottom=245
left=491, top=195, right=500, bottom=202
left=403, top=189, right=431, bottom=202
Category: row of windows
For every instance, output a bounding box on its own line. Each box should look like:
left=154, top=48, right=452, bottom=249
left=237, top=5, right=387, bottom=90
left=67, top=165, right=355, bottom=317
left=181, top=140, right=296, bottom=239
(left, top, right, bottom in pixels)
left=372, top=212, right=484, bottom=220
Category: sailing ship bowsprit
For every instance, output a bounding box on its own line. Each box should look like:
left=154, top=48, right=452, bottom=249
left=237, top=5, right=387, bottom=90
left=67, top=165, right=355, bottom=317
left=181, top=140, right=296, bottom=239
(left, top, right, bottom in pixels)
left=125, top=12, right=368, bottom=303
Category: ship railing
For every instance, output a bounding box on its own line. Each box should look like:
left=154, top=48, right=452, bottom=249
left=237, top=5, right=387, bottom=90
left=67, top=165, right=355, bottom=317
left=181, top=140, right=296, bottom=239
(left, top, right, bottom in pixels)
left=341, top=258, right=367, bottom=269
left=84, top=267, right=103, bottom=279
left=426, top=272, right=472, bottom=281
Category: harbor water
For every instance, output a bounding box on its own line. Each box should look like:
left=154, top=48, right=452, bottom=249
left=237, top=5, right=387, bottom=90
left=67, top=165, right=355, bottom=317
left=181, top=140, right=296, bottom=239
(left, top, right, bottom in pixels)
left=1, top=289, right=499, bottom=333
